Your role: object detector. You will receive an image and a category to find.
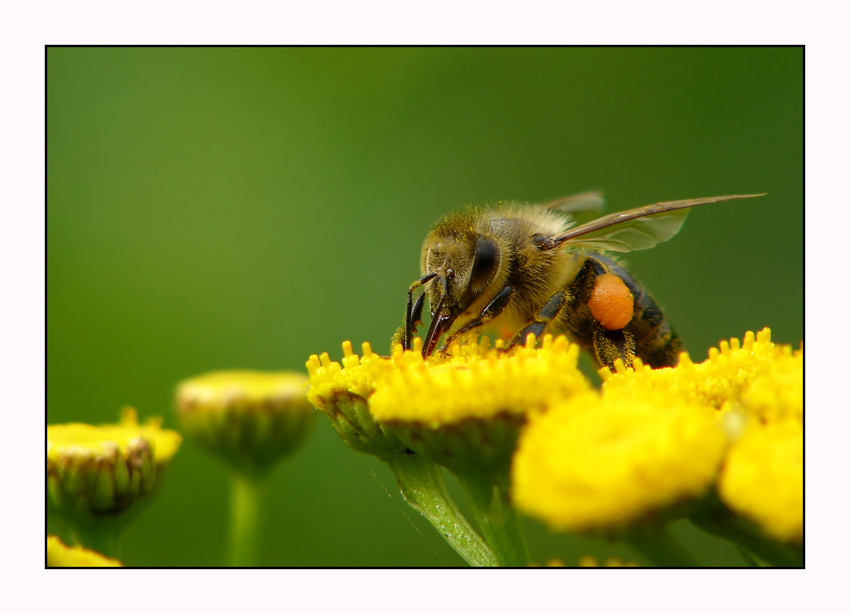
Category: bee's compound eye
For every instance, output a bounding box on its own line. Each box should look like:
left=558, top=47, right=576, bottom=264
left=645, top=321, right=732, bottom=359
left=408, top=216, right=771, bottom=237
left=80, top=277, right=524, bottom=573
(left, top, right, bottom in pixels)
left=589, top=273, right=634, bottom=330
left=470, top=237, right=498, bottom=288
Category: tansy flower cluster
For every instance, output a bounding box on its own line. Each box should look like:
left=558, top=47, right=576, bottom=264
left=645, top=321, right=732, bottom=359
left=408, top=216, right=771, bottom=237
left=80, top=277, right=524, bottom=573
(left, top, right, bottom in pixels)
left=598, top=329, right=803, bottom=546
left=307, top=327, right=803, bottom=567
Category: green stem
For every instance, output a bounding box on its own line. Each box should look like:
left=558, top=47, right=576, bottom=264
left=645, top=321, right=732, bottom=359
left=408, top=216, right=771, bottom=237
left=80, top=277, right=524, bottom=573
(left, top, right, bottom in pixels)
left=455, top=469, right=530, bottom=567
left=229, top=471, right=270, bottom=567
left=735, top=545, right=762, bottom=567
left=625, top=525, right=700, bottom=567
left=387, top=454, right=497, bottom=567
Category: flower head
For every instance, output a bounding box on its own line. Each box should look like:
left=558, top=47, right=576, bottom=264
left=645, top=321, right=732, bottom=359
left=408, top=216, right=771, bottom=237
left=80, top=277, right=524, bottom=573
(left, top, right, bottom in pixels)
left=738, top=345, right=803, bottom=425
left=373, top=334, right=590, bottom=475
left=718, top=419, right=803, bottom=544
left=593, top=328, right=803, bottom=547
left=309, top=334, right=590, bottom=474
left=600, top=328, right=795, bottom=413
left=47, top=535, right=122, bottom=567
left=306, top=341, right=413, bottom=460
left=176, top=371, right=316, bottom=476
left=512, top=388, right=728, bottom=533
left=47, top=408, right=181, bottom=522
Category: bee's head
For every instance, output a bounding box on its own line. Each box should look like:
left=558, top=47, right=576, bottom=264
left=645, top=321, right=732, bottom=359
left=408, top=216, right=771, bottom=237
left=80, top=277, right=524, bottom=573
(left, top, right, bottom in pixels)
left=416, top=222, right=504, bottom=355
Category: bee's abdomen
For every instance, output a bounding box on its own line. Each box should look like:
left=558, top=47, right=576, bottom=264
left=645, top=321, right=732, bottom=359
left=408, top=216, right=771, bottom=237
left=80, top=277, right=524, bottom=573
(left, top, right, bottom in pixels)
left=626, top=282, right=682, bottom=368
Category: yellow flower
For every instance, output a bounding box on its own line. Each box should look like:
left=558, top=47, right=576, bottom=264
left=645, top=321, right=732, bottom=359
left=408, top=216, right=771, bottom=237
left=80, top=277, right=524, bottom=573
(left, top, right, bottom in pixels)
left=600, top=328, right=795, bottom=412
left=308, top=334, right=590, bottom=567
left=718, top=419, right=803, bottom=544
left=311, top=327, right=802, bottom=565
left=596, top=327, right=803, bottom=553
left=308, top=334, right=589, bottom=471
left=309, top=339, right=509, bottom=566
left=47, top=535, right=122, bottom=567
left=176, top=371, right=316, bottom=476
left=739, top=347, right=803, bottom=425
left=370, top=334, right=590, bottom=474
left=511, top=388, right=727, bottom=533
left=306, top=341, right=412, bottom=460
left=47, top=408, right=181, bottom=520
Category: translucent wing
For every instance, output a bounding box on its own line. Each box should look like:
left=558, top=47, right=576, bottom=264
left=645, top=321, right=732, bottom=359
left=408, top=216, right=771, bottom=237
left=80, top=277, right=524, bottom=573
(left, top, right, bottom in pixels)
left=540, top=191, right=605, bottom=226
left=552, top=194, right=765, bottom=253
left=565, top=208, right=691, bottom=252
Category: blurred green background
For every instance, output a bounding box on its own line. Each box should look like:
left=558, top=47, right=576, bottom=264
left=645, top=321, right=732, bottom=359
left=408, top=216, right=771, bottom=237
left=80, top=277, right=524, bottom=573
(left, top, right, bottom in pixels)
left=47, top=47, right=802, bottom=567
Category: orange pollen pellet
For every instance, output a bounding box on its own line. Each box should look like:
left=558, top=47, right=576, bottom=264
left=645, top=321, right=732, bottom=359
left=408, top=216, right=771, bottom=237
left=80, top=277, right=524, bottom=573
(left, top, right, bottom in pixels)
left=588, top=273, right=634, bottom=330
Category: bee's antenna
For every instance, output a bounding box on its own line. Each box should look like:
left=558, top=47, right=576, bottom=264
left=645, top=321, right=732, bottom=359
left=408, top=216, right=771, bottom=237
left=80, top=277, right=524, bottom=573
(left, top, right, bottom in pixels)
left=404, top=273, right=437, bottom=351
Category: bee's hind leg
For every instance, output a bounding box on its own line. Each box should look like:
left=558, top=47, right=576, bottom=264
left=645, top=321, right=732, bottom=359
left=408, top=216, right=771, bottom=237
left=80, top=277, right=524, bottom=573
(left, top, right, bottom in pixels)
left=592, top=327, right=636, bottom=370
left=506, top=291, right=568, bottom=349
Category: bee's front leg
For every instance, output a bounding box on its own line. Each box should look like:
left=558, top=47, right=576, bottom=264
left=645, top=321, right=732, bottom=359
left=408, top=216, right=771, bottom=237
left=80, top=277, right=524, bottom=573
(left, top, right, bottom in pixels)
left=438, top=285, right=514, bottom=352
left=403, top=273, right=437, bottom=350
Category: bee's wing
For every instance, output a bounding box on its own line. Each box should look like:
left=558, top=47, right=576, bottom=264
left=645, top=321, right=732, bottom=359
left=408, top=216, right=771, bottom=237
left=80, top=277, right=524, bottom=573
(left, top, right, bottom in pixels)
left=552, top=194, right=765, bottom=253
left=540, top=191, right=605, bottom=225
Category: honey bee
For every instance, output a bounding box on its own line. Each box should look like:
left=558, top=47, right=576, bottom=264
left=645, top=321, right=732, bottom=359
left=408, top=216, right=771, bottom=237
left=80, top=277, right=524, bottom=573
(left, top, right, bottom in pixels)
left=398, top=192, right=764, bottom=369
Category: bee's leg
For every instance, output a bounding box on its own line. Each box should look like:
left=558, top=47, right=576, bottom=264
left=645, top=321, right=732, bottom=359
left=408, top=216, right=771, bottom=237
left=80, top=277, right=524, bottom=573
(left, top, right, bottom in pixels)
left=410, top=292, right=426, bottom=334
left=592, top=327, right=637, bottom=369
left=438, top=285, right=514, bottom=351
left=507, top=291, right=568, bottom=348
left=404, top=273, right=437, bottom=350
left=394, top=291, right=428, bottom=350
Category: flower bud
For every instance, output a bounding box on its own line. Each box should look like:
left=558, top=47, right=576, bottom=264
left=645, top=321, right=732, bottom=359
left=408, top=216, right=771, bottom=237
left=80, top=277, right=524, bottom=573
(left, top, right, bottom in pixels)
left=176, top=371, right=316, bottom=476
left=47, top=409, right=180, bottom=524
